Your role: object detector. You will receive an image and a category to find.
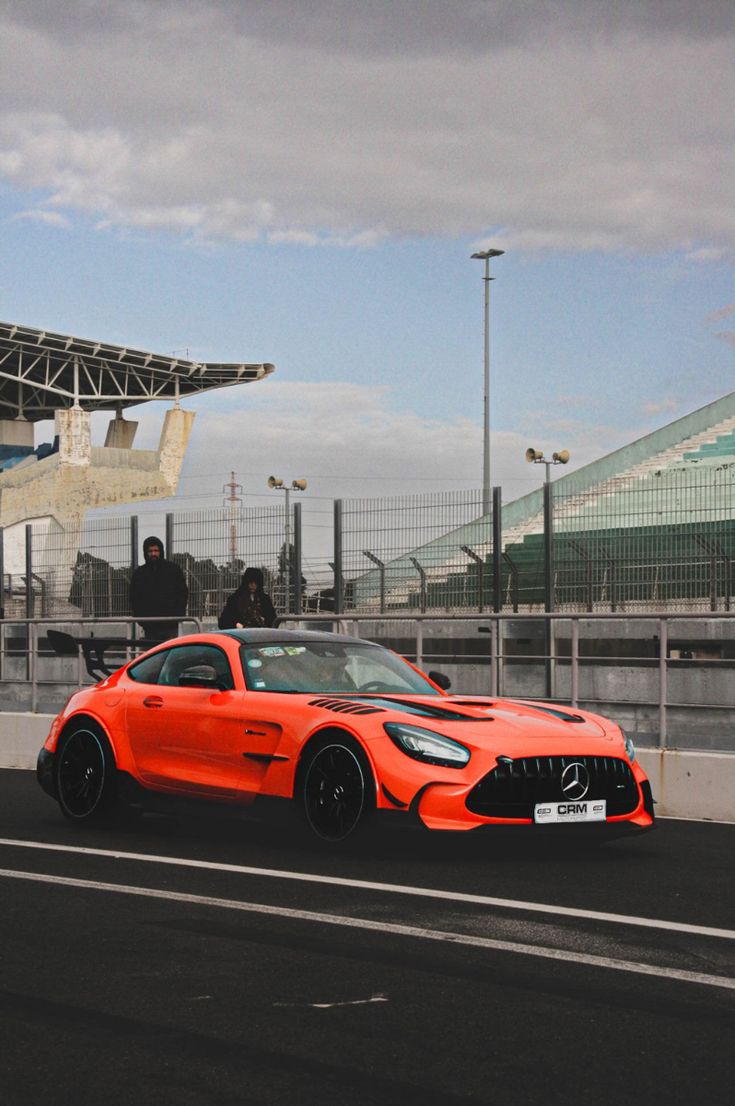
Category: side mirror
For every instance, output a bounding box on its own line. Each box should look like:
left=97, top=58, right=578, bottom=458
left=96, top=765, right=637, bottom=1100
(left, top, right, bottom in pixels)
left=178, top=664, right=228, bottom=691
left=428, top=670, right=451, bottom=691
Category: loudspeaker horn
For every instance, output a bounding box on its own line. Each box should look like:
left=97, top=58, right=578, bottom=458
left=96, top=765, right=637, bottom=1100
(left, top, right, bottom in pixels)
left=267, top=475, right=283, bottom=488
left=525, top=447, right=543, bottom=463
left=291, top=478, right=308, bottom=491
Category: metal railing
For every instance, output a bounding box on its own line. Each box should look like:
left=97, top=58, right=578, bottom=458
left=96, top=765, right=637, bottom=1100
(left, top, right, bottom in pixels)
left=2, top=610, right=734, bottom=752
left=0, top=616, right=203, bottom=713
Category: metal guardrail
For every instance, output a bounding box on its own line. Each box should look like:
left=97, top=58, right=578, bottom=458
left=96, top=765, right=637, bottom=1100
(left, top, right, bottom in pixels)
left=0, top=616, right=203, bottom=713
left=3, top=611, right=734, bottom=752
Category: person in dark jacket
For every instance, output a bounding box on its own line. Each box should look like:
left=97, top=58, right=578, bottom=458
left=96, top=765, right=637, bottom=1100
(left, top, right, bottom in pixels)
left=129, top=535, right=188, bottom=641
left=218, top=567, right=276, bottom=629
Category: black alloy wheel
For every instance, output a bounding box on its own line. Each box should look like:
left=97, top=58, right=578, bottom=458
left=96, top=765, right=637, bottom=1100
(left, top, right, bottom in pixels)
left=56, top=726, right=115, bottom=821
left=302, top=741, right=372, bottom=841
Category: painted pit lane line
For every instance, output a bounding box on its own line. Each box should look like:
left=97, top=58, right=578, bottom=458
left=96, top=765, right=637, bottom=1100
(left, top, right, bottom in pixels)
left=1, top=866, right=734, bottom=993
left=1, top=837, right=734, bottom=942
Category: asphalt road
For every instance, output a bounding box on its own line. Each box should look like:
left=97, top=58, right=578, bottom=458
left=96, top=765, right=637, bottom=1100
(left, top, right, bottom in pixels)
left=1, top=767, right=733, bottom=1106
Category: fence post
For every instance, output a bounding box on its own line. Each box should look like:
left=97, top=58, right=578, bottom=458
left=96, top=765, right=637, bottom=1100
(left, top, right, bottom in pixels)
left=571, top=617, right=579, bottom=707
left=165, top=513, right=174, bottom=558
left=658, top=618, right=668, bottom=749
left=130, top=515, right=139, bottom=570
left=502, top=552, right=519, bottom=612
left=725, top=556, right=731, bottom=612
left=409, top=557, right=427, bottom=613
left=492, top=486, right=502, bottom=613
left=490, top=618, right=499, bottom=697
left=543, top=482, right=554, bottom=698
left=363, top=550, right=385, bottom=613
left=30, top=619, right=38, bottom=713
left=415, top=620, right=423, bottom=669
left=461, top=545, right=483, bottom=612
left=25, top=523, right=33, bottom=620
left=333, top=500, right=343, bottom=615
left=293, top=501, right=303, bottom=616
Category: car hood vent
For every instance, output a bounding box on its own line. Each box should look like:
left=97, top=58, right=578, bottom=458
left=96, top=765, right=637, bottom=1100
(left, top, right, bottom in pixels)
left=509, top=702, right=586, bottom=723
left=309, top=697, right=386, bottom=715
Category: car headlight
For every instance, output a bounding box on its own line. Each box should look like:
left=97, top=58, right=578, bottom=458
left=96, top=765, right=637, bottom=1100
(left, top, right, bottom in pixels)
left=622, top=729, right=636, bottom=764
left=384, top=722, right=470, bottom=768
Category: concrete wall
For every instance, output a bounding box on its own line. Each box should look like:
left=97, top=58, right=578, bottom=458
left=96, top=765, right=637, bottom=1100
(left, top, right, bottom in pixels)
left=4, top=712, right=733, bottom=823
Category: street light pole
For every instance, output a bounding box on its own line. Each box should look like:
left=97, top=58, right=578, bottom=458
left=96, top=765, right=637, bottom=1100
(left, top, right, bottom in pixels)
left=471, top=248, right=505, bottom=516
left=525, top=447, right=570, bottom=698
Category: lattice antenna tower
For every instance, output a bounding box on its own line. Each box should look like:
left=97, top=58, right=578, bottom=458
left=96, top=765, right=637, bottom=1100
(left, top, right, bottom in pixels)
left=223, top=471, right=243, bottom=567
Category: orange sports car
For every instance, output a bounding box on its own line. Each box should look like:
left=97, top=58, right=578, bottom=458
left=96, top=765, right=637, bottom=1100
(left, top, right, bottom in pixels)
left=37, top=628, right=655, bottom=841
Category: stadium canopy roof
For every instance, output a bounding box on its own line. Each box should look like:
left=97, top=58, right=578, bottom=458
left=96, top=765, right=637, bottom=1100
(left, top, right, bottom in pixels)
left=0, top=320, right=275, bottom=422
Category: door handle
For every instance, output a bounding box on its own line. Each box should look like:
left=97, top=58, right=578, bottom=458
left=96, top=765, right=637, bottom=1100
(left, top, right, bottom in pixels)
left=143, top=696, right=164, bottom=708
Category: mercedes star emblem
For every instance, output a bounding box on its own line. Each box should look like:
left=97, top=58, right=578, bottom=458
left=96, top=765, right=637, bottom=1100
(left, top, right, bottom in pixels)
left=561, top=761, right=590, bottom=800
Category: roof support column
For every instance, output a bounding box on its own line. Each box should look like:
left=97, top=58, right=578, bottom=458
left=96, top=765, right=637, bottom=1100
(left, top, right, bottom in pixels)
left=55, top=406, right=91, bottom=466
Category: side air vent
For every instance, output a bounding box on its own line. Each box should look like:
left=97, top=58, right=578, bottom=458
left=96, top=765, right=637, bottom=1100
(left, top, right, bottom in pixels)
left=308, top=697, right=385, bottom=716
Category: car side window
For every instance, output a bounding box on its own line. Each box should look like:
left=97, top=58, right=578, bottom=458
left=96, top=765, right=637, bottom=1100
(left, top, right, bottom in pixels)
left=158, top=645, right=235, bottom=689
left=127, top=649, right=169, bottom=685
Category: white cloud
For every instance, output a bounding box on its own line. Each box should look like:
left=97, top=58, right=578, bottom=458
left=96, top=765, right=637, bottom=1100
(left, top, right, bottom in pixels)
left=122, top=377, right=646, bottom=511
left=0, top=1, right=732, bottom=254
left=11, top=207, right=71, bottom=228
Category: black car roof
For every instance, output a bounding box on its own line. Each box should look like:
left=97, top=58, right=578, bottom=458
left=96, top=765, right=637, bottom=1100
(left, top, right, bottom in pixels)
left=214, top=627, right=376, bottom=647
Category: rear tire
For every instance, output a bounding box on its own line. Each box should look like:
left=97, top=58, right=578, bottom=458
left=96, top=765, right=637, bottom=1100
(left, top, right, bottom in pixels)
left=56, top=723, right=117, bottom=822
left=301, top=737, right=374, bottom=842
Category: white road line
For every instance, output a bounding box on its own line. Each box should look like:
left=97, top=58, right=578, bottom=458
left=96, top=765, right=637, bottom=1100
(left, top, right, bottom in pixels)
left=1, top=867, right=733, bottom=993
left=274, top=994, right=389, bottom=1009
left=0, top=837, right=732, bottom=941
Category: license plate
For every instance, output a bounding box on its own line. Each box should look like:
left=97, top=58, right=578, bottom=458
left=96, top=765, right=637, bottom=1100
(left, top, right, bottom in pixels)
left=534, top=799, right=607, bottom=824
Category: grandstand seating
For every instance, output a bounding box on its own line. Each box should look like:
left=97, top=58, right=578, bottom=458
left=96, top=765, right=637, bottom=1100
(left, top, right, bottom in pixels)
left=351, top=389, right=735, bottom=613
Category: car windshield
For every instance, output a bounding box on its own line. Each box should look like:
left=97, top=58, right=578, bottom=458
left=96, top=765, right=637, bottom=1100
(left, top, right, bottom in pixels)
left=239, top=640, right=441, bottom=695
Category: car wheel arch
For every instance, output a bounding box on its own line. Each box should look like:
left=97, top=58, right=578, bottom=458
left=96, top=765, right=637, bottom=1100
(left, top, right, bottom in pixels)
left=58, top=713, right=118, bottom=765
left=294, top=726, right=377, bottom=800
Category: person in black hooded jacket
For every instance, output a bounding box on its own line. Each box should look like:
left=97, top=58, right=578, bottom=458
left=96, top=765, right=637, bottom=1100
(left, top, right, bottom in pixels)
left=218, top=567, right=276, bottom=629
left=129, top=535, right=188, bottom=641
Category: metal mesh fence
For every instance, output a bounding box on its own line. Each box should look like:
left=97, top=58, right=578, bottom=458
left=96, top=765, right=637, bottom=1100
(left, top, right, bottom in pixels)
left=170, top=506, right=289, bottom=617
left=341, top=489, right=491, bottom=613
left=4, top=462, right=735, bottom=622
left=29, top=516, right=132, bottom=618
left=552, top=465, right=735, bottom=612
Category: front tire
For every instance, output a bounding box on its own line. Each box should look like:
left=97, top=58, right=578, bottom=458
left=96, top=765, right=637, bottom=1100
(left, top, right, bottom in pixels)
left=301, top=739, right=374, bottom=842
left=56, top=723, right=116, bottom=821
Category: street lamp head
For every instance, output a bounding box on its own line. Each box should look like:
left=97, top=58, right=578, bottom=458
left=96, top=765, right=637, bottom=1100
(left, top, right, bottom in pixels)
left=471, top=249, right=505, bottom=260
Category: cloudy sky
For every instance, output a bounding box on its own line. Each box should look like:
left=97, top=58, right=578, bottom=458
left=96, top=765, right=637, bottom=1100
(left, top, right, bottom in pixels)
left=0, top=0, right=733, bottom=546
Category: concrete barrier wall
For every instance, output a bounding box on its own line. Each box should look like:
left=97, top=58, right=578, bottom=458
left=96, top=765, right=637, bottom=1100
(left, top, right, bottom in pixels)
left=2, top=713, right=54, bottom=771
left=2, top=713, right=733, bottom=823
left=637, top=749, right=735, bottom=823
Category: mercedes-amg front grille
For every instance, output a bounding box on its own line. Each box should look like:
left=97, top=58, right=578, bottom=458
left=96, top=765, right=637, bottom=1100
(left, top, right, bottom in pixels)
left=466, top=755, right=639, bottom=818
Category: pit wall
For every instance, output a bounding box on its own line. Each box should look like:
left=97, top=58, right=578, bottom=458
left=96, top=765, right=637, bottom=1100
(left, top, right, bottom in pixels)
left=3, top=713, right=733, bottom=823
